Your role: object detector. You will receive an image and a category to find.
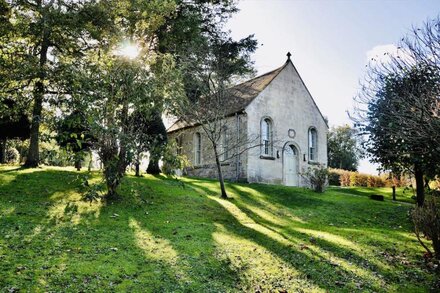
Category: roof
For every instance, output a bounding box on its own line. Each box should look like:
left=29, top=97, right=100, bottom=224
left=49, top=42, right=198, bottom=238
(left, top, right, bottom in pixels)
left=167, top=62, right=288, bottom=133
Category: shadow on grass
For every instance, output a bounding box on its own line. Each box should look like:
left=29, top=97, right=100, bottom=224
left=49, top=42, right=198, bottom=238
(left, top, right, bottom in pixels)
left=329, top=186, right=415, bottom=204
left=182, top=180, right=389, bottom=291
left=0, top=170, right=243, bottom=291
left=0, top=169, right=431, bottom=292
left=183, top=178, right=430, bottom=291
left=0, top=165, right=26, bottom=174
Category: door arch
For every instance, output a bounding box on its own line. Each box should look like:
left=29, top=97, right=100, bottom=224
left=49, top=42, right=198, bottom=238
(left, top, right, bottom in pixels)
left=283, top=144, right=299, bottom=186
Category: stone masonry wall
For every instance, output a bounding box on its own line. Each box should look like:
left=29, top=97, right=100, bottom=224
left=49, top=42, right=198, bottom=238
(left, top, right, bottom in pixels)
left=245, top=61, right=328, bottom=187
left=168, top=114, right=248, bottom=181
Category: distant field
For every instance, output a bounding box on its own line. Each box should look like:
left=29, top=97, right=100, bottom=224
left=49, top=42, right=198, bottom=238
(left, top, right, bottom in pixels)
left=0, top=166, right=434, bottom=292
left=329, top=186, right=416, bottom=204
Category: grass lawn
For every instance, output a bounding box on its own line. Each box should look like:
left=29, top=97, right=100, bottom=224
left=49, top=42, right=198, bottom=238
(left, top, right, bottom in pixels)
left=0, top=166, right=436, bottom=292
left=329, top=186, right=416, bottom=204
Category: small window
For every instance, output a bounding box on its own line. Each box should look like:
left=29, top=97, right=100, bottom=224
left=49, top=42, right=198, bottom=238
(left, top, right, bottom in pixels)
left=308, top=128, right=317, bottom=161
left=220, top=128, right=228, bottom=161
left=194, top=132, right=201, bottom=165
left=175, top=137, right=182, bottom=155
left=261, top=118, right=273, bottom=156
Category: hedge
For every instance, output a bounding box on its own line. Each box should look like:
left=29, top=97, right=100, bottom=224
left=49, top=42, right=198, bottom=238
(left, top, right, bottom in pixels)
left=328, top=168, right=405, bottom=188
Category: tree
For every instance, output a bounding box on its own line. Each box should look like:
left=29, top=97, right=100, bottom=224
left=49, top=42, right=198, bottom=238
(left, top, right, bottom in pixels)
left=65, top=0, right=181, bottom=199
left=1, top=0, right=109, bottom=167
left=141, top=0, right=255, bottom=175
left=130, top=110, right=167, bottom=177
left=144, top=111, right=167, bottom=175
left=0, top=99, right=30, bottom=163
left=327, top=124, right=363, bottom=171
left=354, top=18, right=440, bottom=206
left=56, top=110, right=94, bottom=171
left=175, top=41, right=258, bottom=199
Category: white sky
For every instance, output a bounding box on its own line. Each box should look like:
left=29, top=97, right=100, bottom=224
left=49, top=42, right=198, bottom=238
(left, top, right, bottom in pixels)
left=227, top=0, right=440, bottom=174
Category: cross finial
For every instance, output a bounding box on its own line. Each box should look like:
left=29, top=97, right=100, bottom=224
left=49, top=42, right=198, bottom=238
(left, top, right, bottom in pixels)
left=286, top=51, right=292, bottom=61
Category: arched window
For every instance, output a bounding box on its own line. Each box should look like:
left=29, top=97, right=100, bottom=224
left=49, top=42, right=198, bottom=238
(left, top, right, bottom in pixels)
left=220, top=127, right=228, bottom=161
left=308, top=128, right=317, bottom=161
left=194, top=132, right=201, bottom=165
left=175, top=137, right=182, bottom=155
left=261, top=118, right=273, bottom=156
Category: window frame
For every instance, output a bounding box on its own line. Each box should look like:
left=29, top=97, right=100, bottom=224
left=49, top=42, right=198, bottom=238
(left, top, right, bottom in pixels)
left=194, top=132, right=202, bottom=165
left=308, top=127, right=318, bottom=162
left=220, top=127, right=228, bottom=161
left=260, top=117, right=274, bottom=157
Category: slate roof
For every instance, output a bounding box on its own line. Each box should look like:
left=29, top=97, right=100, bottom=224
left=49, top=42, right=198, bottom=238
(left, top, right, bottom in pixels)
left=167, top=62, right=288, bottom=133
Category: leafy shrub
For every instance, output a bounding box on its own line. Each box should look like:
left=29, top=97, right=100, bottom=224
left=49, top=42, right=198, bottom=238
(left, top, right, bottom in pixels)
left=328, top=171, right=340, bottom=186
left=412, top=196, right=440, bottom=259
left=303, top=165, right=328, bottom=193
left=350, top=172, right=369, bottom=187
left=329, top=168, right=392, bottom=187
left=5, top=148, right=19, bottom=164
left=367, top=175, right=385, bottom=187
left=77, top=174, right=104, bottom=204
left=161, top=142, right=189, bottom=176
left=340, top=171, right=351, bottom=186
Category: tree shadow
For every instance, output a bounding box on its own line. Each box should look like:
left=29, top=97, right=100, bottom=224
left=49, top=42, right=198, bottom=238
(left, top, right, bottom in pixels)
left=0, top=165, right=26, bottom=174
left=0, top=169, right=431, bottom=292
left=0, top=170, right=243, bottom=291
left=183, top=178, right=430, bottom=291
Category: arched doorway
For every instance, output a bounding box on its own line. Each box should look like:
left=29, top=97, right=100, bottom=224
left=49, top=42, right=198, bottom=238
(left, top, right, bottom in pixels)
left=284, top=144, right=299, bottom=186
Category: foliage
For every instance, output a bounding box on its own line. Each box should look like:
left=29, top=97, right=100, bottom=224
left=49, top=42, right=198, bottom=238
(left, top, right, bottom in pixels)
left=0, top=166, right=435, bottom=292
left=327, top=124, right=363, bottom=171
left=328, top=168, right=408, bottom=188
left=77, top=174, right=104, bottom=204
left=354, top=18, right=440, bottom=206
left=412, top=196, right=440, bottom=259
left=56, top=110, right=95, bottom=171
left=302, top=165, right=328, bottom=192
left=161, top=142, right=189, bottom=176
left=4, top=147, right=19, bottom=164
left=1, top=0, right=109, bottom=167
left=129, top=111, right=167, bottom=176
left=39, top=139, right=71, bottom=167
left=0, top=99, right=30, bottom=141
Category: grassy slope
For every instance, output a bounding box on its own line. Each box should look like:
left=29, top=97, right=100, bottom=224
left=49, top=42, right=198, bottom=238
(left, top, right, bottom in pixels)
left=0, top=166, right=434, bottom=292
left=329, top=186, right=416, bottom=204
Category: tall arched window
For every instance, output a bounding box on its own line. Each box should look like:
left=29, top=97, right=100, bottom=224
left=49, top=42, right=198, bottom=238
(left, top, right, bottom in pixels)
left=220, top=127, right=228, bottom=161
left=175, top=137, right=182, bottom=155
left=308, top=128, right=317, bottom=161
left=194, top=132, right=201, bottom=165
left=261, top=118, right=273, bottom=156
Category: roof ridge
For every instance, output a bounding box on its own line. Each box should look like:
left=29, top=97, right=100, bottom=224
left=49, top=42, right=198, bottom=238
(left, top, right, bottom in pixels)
left=167, top=61, right=291, bottom=133
left=230, top=62, right=288, bottom=89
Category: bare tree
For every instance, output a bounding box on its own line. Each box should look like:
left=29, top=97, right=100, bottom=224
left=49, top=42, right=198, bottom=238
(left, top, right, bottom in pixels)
left=175, top=77, right=261, bottom=199
left=353, top=17, right=440, bottom=206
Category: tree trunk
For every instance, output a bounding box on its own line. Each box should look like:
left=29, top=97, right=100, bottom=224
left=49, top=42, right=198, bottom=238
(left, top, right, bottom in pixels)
left=88, top=150, right=92, bottom=171
left=392, top=186, right=396, bottom=201
left=25, top=81, right=44, bottom=167
left=414, top=163, right=425, bottom=207
left=146, top=113, right=167, bottom=175
left=146, top=159, right=161, bottom=175
left=0, top=139, right=6, bottom=164
left=104, top=94, right=129, bottom=200
left=25, top=28, right=50, bottom=168
left=135, top=162, right=140, bottom=177
left=74, top=156, right=82, bottom=171
left=213, top=144, right=228, bottom=199
left=433, top=232, right=440, bottom=259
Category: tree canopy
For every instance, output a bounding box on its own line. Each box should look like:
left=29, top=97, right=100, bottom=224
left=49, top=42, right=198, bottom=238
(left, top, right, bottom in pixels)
left=355, top=18, right=440, bottom=206
left=327, top=125, right=363, bottom=171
